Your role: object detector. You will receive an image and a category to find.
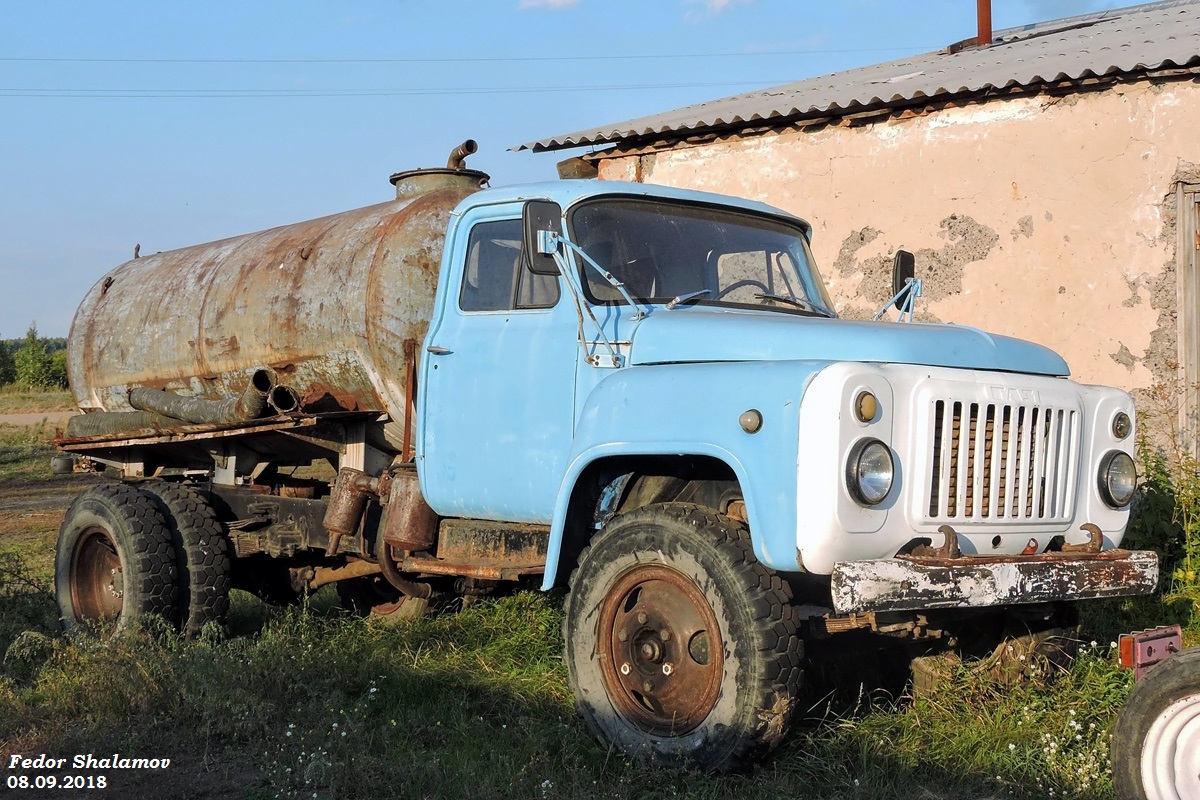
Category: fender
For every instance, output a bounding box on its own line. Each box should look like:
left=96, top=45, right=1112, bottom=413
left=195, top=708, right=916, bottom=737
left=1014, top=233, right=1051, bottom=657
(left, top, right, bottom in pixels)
left=542, top=359, right=826, bottom=588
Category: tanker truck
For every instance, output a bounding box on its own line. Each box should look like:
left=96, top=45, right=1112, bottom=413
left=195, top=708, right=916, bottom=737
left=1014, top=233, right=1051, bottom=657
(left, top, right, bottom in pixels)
left=53, top=140, right=1158, bottom=770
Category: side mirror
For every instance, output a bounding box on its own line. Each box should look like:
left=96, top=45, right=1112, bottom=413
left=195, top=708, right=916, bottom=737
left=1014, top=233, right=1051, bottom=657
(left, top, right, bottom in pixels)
left=523, top=200, right=564, bottom=276
left=891, top=249, right=915, bottom=303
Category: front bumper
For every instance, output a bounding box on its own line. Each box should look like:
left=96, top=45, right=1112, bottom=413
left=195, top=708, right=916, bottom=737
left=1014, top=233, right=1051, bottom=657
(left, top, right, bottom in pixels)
left=830, top=549, right=1159, bottom=614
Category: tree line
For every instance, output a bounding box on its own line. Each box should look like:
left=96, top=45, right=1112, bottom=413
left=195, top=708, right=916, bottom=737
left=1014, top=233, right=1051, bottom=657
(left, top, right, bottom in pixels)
left=0, top=324, right=69, bottom=390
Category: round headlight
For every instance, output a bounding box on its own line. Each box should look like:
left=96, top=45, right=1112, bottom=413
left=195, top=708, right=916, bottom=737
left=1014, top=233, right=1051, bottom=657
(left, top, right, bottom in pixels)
left=847, top=439, right=894, bottom=506
left=1098, top=451, right=1137, bottom=508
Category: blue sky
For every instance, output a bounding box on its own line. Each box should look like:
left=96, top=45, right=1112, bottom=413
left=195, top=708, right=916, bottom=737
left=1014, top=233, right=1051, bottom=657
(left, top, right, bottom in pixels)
left=1, top=0, right=1116, bottom=337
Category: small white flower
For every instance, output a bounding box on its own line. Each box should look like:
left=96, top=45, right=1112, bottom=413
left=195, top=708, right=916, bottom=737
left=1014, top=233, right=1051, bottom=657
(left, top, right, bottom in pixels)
left=1008, top=743, right=1016, bottom=751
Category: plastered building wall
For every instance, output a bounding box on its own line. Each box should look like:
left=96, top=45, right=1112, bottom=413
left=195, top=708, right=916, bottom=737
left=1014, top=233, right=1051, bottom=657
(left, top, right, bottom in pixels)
left=596, top=80, right=1200, bottom=395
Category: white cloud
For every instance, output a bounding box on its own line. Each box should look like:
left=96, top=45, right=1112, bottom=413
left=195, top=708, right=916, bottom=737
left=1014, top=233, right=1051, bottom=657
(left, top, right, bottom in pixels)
left=683, top=0, right=756, bottom=23
left=518, top=0, right=580, bottom=9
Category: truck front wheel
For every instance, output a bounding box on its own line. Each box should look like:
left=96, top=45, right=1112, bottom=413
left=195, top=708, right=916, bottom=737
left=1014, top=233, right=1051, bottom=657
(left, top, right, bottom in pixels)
left=54, top=484, right=177, bottom=636
left=1112, top=645, right=1200, bottom=800
left=563, top=503, right=802, bottom=772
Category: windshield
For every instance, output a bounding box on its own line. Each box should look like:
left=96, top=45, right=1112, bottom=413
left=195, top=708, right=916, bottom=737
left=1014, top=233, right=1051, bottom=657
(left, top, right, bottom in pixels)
left=568, top=198, right=835, bottom=317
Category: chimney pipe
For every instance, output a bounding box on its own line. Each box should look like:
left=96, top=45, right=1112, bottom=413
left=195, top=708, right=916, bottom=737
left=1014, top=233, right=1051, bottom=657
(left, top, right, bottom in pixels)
left=977, top=0, right=993, bottom=47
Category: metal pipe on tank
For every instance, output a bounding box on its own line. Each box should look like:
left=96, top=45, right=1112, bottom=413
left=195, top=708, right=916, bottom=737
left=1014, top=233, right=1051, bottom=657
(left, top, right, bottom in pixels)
left=127, top=368, right=275, bottom=424
left=268, top=385, right=301, bottom=415
left=446, top=139, right=478, bottom=170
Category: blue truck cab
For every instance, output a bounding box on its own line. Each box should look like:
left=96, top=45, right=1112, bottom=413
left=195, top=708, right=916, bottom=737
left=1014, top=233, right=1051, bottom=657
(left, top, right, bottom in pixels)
left=419, top=178, right=1156, bottom=767
left=54, top=154, right=1158, bottom=771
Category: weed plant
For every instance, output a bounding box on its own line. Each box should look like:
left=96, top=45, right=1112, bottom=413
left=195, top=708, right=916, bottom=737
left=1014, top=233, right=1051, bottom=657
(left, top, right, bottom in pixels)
left=1126, top=382, right=1200, bottom=626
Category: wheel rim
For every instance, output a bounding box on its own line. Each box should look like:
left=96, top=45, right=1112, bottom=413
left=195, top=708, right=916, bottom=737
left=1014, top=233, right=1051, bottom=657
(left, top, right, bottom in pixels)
left=598, top=564, right=724, bottom=736
left=1142, top=690, right=1200, bottom=799
left=69, top=526, right=124, bottom=622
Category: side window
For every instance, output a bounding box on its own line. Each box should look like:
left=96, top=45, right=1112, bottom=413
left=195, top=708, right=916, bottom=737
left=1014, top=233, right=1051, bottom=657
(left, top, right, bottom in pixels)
left=459, top=218, right=559, bottom=312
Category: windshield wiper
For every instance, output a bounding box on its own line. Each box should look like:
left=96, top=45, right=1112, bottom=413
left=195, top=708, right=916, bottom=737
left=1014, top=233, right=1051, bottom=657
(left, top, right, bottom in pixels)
left=754, top=292, right=832, bottom=317
left=665, top=289, right=711, bottom=310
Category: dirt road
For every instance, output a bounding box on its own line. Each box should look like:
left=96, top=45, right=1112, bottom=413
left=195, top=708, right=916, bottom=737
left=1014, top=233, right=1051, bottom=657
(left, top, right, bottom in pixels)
left=0, top=412, right=72, bottom=427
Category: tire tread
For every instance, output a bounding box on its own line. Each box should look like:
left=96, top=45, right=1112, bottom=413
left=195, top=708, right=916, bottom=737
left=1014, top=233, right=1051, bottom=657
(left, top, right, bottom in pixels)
left=140, top=481, right=232, bottom=635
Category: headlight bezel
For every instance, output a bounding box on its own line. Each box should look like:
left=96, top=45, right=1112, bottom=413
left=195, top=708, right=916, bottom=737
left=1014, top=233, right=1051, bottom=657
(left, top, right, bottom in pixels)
left=846, top=438, right=894, bottom=507
left=1098, top=450, right=1137, bottom=509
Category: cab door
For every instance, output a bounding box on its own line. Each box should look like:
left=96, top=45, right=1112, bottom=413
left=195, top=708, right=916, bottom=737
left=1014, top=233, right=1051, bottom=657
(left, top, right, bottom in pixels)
left=417, top=202, right=577, bottom=523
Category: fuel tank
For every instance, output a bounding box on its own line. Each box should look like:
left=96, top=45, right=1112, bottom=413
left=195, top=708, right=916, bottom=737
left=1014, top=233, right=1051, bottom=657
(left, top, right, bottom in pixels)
left=67, top=145, right=488, bottom=438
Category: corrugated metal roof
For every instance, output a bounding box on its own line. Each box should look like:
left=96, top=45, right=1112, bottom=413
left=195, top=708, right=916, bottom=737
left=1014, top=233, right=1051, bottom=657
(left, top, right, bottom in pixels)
left=518, top=0, right=1200, bottom=152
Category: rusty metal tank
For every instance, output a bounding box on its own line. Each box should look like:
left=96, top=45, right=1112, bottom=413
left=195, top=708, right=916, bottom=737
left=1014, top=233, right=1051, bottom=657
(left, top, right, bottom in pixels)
left=67, top=142, right=488, bottom=442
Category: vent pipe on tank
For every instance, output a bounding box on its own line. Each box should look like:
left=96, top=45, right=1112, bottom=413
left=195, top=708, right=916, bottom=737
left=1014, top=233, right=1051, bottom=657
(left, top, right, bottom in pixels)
left=389, top=139, right=490, bottom=198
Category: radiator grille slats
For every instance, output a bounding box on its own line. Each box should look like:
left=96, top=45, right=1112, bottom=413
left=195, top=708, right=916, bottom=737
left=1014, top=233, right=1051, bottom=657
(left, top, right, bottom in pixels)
left=927, top=399, right=1077, bottom=523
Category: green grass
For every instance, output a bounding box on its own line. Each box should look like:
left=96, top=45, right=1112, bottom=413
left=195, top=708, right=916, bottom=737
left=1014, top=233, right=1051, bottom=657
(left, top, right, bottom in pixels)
left=0, top=422, right=58, bottom=481
left=2, top=416, right=1198, bottom=799
left=2, top=546, right=1194, bottom=799
left=0, top=387, right=74, bottom=414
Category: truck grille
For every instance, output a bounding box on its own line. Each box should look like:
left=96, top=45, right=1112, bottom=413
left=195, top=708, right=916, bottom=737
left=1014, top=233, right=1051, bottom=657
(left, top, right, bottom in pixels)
left=927, top=399, right=1078, bottom=523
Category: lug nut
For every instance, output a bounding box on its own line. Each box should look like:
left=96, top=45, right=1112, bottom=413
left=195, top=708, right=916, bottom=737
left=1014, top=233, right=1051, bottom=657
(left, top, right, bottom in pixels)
left=660, top=629, right=671, bottom=641
left=662, top=663, right=674, bottom=676
left=637, top=612, right=649, bottom=624
left=617, top=628, right=628, bottom=642
left=620, top=662, right=631, bottom=675
left=642, top=682, right=653, bottom=693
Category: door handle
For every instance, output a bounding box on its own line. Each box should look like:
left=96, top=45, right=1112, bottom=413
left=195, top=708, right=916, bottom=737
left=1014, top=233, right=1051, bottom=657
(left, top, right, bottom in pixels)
left=426, top=345, right=452, bottom=355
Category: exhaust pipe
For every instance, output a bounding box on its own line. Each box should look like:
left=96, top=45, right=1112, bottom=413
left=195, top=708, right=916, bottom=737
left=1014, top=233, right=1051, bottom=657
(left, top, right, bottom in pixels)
left=127, top=368, right=274, bottom=424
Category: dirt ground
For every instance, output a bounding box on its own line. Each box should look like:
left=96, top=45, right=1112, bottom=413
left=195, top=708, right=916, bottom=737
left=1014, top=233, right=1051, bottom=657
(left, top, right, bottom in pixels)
left=0, top=412, right=73, bottom=427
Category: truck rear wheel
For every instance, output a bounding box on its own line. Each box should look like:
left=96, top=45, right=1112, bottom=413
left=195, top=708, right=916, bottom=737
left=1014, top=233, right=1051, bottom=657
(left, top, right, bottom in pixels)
left=563, top=503, right=802, bottom=772
left=54, top=483, right=177, bottom=636
left=139, top=482, right=232, bottom=636
left=1112, top=646, right=1200, bottom=800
